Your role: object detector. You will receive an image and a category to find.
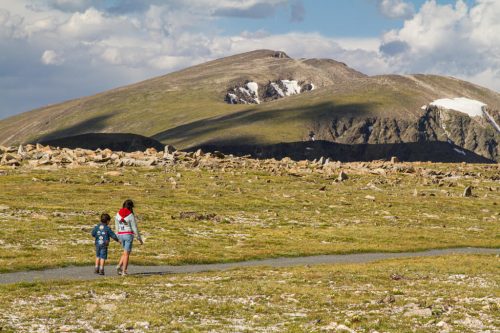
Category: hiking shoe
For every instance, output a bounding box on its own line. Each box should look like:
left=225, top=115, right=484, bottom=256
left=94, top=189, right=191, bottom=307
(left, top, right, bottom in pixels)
left=94, top=267, right=99, bottom=274
left=116, top=265, right=122, bottom=275
left=121, top=271, right=128, bottom=276
left=99, top=269, right=105, bottom=275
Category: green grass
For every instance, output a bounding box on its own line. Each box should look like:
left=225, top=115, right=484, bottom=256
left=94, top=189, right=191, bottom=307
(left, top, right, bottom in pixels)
left=0, top=162, right=498, bottom=272
left=0, top=255, right=498, bottom=332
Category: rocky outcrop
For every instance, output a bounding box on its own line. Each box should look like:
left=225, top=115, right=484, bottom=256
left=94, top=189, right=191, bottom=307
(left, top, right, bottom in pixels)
left=0, top=144, right=167, bottom=169
left=305, top=106, right=500, bottom=162
left=2, top=143, right=497, bottom=183
left=225, top=80, right=315, bottom=105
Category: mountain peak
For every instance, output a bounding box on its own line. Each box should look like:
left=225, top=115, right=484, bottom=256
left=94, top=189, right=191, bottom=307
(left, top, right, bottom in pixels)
left=0, top=50, right=498, bottom=162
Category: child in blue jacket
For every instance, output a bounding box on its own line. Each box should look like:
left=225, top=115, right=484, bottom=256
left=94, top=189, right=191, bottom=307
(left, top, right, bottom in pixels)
left=91, top=213, right=120, bottom=275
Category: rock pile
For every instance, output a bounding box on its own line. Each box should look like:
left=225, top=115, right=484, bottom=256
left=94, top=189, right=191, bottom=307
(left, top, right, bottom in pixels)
left=1, top=144, right=497, bottom=182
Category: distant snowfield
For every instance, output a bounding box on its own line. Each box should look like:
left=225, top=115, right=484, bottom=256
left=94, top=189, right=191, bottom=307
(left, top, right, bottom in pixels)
left=430, top=97, right=500, bottom=134
left=281, top=80, right=301, bottom=96
left=430, top=98, right=486, bottom=118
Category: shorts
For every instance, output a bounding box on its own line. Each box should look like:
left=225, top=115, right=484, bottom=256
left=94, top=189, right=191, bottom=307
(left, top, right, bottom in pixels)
left=118, top=234, right=134, bottom=252
left=95, top=245, right=108, bottom=259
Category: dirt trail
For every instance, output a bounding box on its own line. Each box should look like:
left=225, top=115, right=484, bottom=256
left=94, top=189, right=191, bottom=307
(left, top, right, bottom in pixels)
left=1, top=247, right=498, bottom=285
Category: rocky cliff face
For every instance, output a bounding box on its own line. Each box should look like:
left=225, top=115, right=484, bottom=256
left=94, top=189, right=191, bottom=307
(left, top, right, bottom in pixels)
left=308, top=106, right=500, bottom=161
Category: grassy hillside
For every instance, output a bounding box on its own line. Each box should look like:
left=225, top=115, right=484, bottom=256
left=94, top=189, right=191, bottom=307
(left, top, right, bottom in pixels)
left=0, top=50, right=498, bottom=150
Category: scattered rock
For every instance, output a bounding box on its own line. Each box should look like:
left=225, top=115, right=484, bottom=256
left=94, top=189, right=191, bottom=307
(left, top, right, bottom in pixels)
left=463, top=186, right=473, bottom=197
left=338, top=171, right=348, bottom=182
left=390, top=156, right=400, bottom=163
left=194, top=149, right=204, bottom=158
left=104, top=171, right=123, bottom=177
left=436, top=321, right=451, bottom=333
left=0, top=153, right=20, bottom=166
left=323, top=322, right=355, bottom=333
left=455, top=316, right=484, bottom=329
left=378, top=294, right=396, bottom=304
left=365, top=195, right=375, bottom=201
left=85, top=304, right=97, bottom=313
left=58, top=325, right=75, bottom=332
left=164, top=145, right=176, bottom=154
left=390, top=273, right=404, bottom=280
left=135, top=321, right=150, bottom=329
left=174, top=211, right=222, bottom=222
left=213, top=151, right=225, bottom=159
left=404, top=308, right=432, bottom=317
left=100, top=303, right=117, bottom=311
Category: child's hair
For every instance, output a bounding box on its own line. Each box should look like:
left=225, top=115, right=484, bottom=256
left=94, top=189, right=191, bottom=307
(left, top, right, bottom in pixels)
left=122, top=199, right=134, bottom=213
left=101, top=213, right=111, bottom=224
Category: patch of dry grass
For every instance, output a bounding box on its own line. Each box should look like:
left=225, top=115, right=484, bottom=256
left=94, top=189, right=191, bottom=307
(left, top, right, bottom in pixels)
left=0, top=255, right=498, bottom=332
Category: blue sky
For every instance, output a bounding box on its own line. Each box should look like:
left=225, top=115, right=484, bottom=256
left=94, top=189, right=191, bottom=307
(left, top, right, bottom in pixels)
left=0, top=0, right=498, bottom=119
left=219, top=0, right=474, bottom=37
left=218, top=0, right=397, bottom=37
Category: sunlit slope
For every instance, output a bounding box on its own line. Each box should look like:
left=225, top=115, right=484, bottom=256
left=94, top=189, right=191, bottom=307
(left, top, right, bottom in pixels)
left=153, top=74, right=500, bottom=148
left=0, top=49, right=363, bottom=146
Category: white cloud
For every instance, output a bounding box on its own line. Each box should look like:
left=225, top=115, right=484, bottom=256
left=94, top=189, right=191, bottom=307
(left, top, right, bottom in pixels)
left=0, top=8, right=25, bottom=38
left=334, top=38, right=381, bottom=52
left=378, top=0, right=415, bottom=19
left=380, top=0, right=500, bottom=90
left=47, top=0, right=93, bottom=12
left=41, top=49, right=64, bottom=65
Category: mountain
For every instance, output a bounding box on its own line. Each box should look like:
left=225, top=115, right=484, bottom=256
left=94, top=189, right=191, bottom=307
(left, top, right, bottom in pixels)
left=0, top=49, right=499, bottom=162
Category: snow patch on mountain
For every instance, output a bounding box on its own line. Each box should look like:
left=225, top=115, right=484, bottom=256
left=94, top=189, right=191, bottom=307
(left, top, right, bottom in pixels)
left=430, top=97, right=500, bottom=134
left=227, top=93, right=239, bottom=104
left=246, top=82, right=259, bottom=95
left=281, top=80, right=301, bottom=96
left=226, top=81, right=260, bottom=104
left=226, top=80, right=314, bottom=105
left=430, top=98, right=486, bottom=118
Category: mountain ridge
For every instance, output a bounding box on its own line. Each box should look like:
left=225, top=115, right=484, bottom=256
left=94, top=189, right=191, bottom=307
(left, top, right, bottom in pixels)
left=0, top=49, right=499, bottom=162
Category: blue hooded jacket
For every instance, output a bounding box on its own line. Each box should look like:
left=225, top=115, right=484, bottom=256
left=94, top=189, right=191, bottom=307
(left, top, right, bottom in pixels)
left=91, top=223, right=118, bottom=247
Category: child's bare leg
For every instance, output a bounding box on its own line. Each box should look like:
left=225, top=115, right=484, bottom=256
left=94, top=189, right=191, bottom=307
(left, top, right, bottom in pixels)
left=118, top=253, right=124, bottom=268
left=95, top=257, right=100, bottom=268
left=122, top=251, right=130, bottom=272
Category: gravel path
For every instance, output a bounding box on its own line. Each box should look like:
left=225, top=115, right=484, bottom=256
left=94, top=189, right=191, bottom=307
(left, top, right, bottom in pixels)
left=1, top=247, right=498, bottom=285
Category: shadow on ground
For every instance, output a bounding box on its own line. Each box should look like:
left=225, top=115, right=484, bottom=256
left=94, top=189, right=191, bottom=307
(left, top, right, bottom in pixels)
left=189, top=140, right=495, bottom=163
left=35, top=114, right=114, bottom=142
left=152, top=101, right=375, bottom=143
left=39, top=133, right=165, bottom=152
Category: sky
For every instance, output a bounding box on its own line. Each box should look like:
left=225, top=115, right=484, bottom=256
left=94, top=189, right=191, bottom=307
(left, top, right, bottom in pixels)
left=0, top=0, right=499, bottom=119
